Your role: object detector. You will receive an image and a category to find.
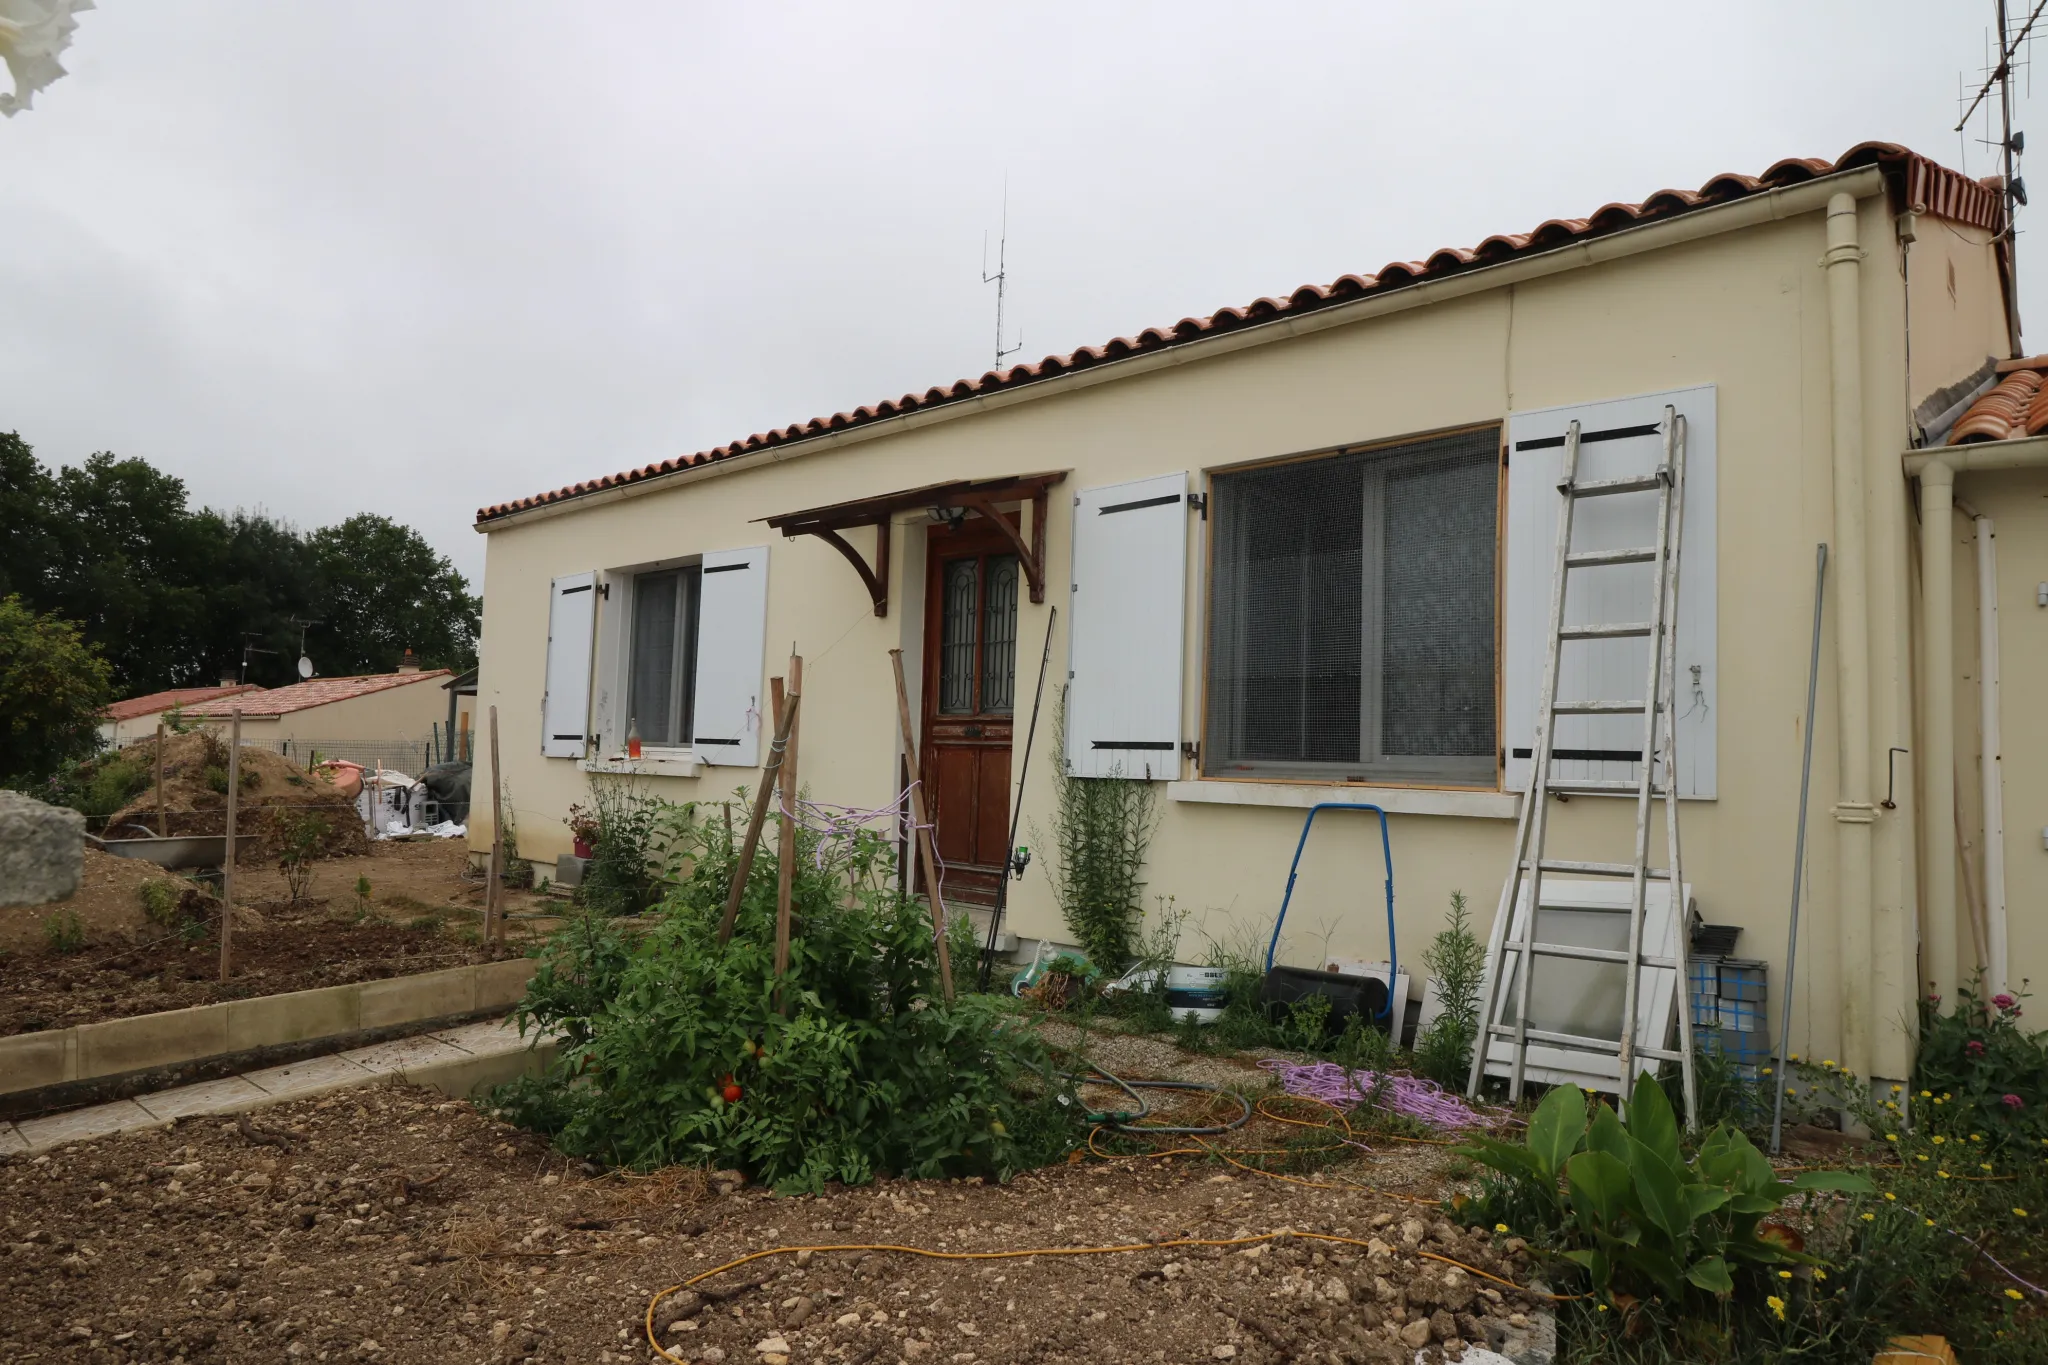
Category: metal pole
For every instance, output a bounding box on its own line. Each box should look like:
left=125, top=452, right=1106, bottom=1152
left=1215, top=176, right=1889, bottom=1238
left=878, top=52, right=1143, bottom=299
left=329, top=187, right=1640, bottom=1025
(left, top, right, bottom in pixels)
left=487, top=705, right=504, bottom=945
left=1771, top=544, right=1828, bottom=1155
left=219, top=710, right=241, bottom=982
left=980, top=605, right=1057, bottom=990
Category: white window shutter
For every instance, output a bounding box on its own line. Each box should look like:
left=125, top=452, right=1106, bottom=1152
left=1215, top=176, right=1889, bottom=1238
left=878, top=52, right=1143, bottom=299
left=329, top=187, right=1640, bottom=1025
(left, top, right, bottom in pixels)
left=541, top=572, right=599, bottom=759
left=1066, top=472, right=1188, bottom=779
left=691, top=545, right=770, bottom=767
left=1504, top=386, right=1717, bottom=797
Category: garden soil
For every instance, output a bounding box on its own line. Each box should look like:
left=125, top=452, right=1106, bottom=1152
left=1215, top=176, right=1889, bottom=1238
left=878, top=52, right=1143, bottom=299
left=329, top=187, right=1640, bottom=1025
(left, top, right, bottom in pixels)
left=101, top=732, right=368, bottom=863
left=0, top=849, right=163, bottom=954
left=0, top=1083, right=1547, bottom=1365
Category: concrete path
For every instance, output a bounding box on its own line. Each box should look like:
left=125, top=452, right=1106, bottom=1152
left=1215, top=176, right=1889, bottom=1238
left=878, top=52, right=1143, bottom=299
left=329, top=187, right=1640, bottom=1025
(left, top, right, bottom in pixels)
left=0, top=1016, right=557, bottom=1155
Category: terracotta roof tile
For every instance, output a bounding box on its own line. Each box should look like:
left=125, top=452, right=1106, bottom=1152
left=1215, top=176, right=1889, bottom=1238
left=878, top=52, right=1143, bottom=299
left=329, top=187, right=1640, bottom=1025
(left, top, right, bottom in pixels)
left=105, top=684, right=265, bottom=723
left=478, top=142, right=2003, bottom=524
left=1948, top=362, right=2048, bottom=444
left=183, top=670, right=451, bottom=718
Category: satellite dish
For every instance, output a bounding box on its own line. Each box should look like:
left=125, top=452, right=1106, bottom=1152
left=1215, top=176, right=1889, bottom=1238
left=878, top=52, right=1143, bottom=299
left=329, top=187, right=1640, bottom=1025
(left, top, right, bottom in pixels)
left=298, top=656, right=314, bottom=679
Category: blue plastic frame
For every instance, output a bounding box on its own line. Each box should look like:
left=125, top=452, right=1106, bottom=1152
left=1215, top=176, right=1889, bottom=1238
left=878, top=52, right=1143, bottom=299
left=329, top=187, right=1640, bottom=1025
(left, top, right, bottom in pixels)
left=1264, top=803, right=1398, bottom=1022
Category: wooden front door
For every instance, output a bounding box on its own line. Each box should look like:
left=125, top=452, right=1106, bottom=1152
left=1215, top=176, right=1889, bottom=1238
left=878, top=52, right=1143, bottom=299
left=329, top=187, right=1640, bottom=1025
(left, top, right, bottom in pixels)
left=921, top=513, right=1021, bottom=906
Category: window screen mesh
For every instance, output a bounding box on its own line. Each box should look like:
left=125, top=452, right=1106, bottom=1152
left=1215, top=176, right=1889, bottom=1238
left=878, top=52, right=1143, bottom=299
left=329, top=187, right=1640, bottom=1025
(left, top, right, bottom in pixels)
left=629, top=572, right=681, bottom=744
left=1205, top=428, right=1499, bottom=781
left=981, top=555, right=1019, bottom=713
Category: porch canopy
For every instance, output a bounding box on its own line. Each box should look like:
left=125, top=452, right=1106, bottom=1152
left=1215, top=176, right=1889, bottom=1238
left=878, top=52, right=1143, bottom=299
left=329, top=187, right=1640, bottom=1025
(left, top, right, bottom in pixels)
left=760, top=471, right=1065, bottom=617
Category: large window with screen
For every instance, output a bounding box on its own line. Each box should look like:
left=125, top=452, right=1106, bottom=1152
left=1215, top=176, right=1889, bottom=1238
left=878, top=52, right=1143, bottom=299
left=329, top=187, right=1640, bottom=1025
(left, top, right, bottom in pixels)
left=1204, top=426, right=1501, bottom=784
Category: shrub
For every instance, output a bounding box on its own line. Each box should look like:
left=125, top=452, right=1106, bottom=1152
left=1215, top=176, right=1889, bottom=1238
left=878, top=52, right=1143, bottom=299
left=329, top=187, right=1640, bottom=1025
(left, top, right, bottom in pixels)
left=1415, top=890, right=1485, bottom=1087
left=138, top=879, right=182, bottom=927
left=577, top=779, right=662, bottom=916
left=43, top=910, right=86, bottom=952
left=503, top=805, right=1080, bottom=1193
left=1035, top=693, right=1157, bottom=972
left=1914, top=978, right=2047, bottom=1153
left=275, top=811, right=329, bottom=903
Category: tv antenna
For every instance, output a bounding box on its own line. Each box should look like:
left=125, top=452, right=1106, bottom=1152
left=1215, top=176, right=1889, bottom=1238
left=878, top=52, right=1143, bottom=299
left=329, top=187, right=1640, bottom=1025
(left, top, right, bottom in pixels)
left=981, top=181, right=1022, bottom=369
left=1957, top=0, right=2046, bottom=355
left=239, top=635, right=277, bottom=685
left=290, top=618, right=322, bottom=679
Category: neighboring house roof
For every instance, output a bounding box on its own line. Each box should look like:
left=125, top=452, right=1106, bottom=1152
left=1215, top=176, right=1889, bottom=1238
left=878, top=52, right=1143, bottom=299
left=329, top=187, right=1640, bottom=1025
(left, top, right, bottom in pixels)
left=105, top=684, right=266, bottom=723
left=476, top=141, right=2002, bottom=526
left=1947, top=357, right=2048, bottom=443
left=183, top=670, right=452, bottom=719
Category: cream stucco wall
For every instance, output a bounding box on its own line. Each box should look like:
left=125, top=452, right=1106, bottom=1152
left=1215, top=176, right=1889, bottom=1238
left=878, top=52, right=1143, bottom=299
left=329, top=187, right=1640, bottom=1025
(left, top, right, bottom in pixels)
left=194, top=676, right=452, bottom=763
left=474, top=181, right=2017, bottom=1078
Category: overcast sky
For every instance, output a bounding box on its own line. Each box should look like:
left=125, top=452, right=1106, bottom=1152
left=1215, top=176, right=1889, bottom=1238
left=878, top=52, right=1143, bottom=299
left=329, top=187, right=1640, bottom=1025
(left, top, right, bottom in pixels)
left=1, top=2, right=2033, bottom=583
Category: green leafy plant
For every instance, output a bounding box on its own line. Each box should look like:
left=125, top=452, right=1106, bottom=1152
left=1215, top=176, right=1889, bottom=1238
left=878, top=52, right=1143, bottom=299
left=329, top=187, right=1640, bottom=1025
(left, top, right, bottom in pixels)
left=353, top=874, right=372, bottom=919
left=1415, top=890, right=1485, bottom=1087
left=577, top=779, right=662, bottom=916
left=138, top=879, right=181, bottom=927
left=203, top=764, right=229, bottom=795
left=1914, top=977, right=2046, bottom=1152
left=42, top=909, right=85, bottom=954
left=275, top=811, right=329, bottom=903
left=503, top=806, right=1081, bottom=1193
left=1459, top=1076, right=1871, bottom=1309
left=1035, top=692, right=1158, bottom=972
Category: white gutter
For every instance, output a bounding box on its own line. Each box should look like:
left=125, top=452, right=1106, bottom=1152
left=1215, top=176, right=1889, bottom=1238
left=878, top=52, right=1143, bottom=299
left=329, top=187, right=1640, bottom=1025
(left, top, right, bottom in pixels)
left=1916, top=459, right=1958, bottom=1000
left=1975, top=512, right=2009, bottom=996
left=1905, top=435, right=2048, bottom=1003
left=1823, top=192, right=1877, bottom=1083
left=479, top=167, right=1889, bottom=534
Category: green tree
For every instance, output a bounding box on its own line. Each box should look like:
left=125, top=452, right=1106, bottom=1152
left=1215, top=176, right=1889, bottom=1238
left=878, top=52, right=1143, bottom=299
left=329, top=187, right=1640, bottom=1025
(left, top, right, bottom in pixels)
left=0, top=431, right=59, bottom=603
left=308, top=514, right=479, bottom=676
left=0, top=596, right=113, bottom=785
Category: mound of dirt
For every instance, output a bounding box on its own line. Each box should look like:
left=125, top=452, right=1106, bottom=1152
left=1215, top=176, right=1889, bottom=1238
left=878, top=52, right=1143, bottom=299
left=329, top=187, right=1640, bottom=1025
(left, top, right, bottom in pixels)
left=102, top=730, right=368, bottom=863
left=0, top=847, right=173, bottom=953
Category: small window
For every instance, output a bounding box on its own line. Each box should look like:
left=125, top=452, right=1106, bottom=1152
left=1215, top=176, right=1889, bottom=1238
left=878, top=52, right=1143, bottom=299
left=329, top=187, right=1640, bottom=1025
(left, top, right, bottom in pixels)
left=627, top=565, right=702, bottom=748
left=1204, top=427, right=1499, bottom=784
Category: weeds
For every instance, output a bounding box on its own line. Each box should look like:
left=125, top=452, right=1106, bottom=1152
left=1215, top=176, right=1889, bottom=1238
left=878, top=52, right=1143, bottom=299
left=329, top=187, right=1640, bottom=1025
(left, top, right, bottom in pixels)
left=139, top=879, right=182, bottom=927
left=1414, top=890, right=1484, bottom=1088
left=1035, top=692, right=1158, bottom=972
left=578, top=779, right=663, bottom=915
left=353, top=874, right=372, bottom=919
left=275, top=810, right=328, bottom=903
left=42, top=910, right=84, bottom=953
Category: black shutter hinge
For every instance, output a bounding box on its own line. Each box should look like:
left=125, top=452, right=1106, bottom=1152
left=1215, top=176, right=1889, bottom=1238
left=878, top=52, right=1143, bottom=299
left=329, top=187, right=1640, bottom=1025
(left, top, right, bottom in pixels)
left=1187, top=492, right=1208, bottom=520
left=1181, top=739, right=1200, bottom=763
left=598, top=581, right=610, bottom=599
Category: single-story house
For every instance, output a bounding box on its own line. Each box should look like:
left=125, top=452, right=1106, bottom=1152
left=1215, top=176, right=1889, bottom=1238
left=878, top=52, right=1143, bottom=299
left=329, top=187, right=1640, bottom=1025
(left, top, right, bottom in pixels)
left=184, top=664, right=454, bottom=772
left=470, top=140, right=2044, bottom=1095
left=100, top=682, right=265, bottom=748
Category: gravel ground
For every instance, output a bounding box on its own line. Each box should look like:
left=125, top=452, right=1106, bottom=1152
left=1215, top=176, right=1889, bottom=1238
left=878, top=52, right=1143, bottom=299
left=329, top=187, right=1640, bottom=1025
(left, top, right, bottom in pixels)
left=0, top=1083, right=1551, bottom=1365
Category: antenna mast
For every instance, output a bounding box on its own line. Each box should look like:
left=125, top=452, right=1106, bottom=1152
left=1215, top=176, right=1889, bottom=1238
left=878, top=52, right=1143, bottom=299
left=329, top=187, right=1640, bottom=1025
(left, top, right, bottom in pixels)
left=1959, top=0, right=2046, bottom=355
left=982, top=181, right=1022, bottom=369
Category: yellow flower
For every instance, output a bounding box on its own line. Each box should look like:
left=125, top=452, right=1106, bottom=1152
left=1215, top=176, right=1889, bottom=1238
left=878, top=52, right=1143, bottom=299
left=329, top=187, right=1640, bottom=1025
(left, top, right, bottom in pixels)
left=1790, top=1053, right=1802, bottom=1063
left=1938, top=1171, right=1952, bottom=1180
left=1981, top=1163, right=1994, bottom=1172
left=1861, top=1212, right=1875, bottom=1221
left=1892, top=1084, right=1903, bottom=1094
left=1970, top=1134, right=1982, bottom=1142
left=1935, top=1097, right=1946, bottom=1105
left=1762, top=1067, right=1773, bottom=1076
left=1598, top=1303, right=1609, bottom=1313
left=1933, top=1136, right=1946, bottom=1145
left=1885, top=1133, right=1898, bottom=1142
left=1921, top=1089, right=1933, bottom=1098
left=2016, top=1208, right=2030, bottom=1218
left=1926, top=1218, right=1937, bottom=1227
left=1943, top=1093, right=1953, bottom=1101
left=1767, top=1295, right=1787, bottom=1320
left=2007, top=1288, right=2025, bottom=1301
left=1916, top=1154, right=1930, bottom=1162
left=1885, top=1192, right=1898, bottom=1201
left=1823, top=1059, right=1836, bottom=1068
left=1495, top=1223, right=1509, bottom=1233
left=1778, top=1270, right=1794, bottom=1279
left=1814, top=1269, right=1828, bottom=1281
left=1786, top=1088, right=1798, bottom=1097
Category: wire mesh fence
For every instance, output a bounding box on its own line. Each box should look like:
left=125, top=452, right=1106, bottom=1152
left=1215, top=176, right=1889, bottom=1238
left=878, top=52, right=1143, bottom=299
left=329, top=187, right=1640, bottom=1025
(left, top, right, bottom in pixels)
left=266, top=735, right=470, bottom=775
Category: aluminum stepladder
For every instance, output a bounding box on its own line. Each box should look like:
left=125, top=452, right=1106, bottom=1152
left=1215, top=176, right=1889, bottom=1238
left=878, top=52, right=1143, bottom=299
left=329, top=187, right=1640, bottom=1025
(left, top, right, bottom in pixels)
left=1466, top=406, right=1698, bottom=1129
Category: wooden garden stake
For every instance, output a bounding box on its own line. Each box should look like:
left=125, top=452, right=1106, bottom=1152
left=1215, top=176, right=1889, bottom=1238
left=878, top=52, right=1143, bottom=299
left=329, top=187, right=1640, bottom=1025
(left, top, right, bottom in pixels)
left=219, top=710, right=241, bottom=982
left=889, top=649, right=954, bottom=1002
left=487, top=704, right=504, bottom=944
left=154, top=720, right=167, bottom=837
left=716, top=692, right=801, bottom=944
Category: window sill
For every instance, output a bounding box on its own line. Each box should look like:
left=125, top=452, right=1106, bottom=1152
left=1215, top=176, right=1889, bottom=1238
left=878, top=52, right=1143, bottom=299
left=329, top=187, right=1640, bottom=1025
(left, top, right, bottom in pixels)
left=1167, top=778, right=1519, bottom=820
left=579, top=751, right=703, bottom=779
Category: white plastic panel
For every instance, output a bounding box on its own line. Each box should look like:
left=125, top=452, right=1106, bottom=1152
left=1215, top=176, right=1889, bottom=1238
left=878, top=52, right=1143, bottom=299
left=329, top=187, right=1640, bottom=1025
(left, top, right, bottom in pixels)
left=1066, top=472, right=1188, bottom=779
left=691, top=545, right=770, bottom=767
left=541, top=571, right=598, bottom=758
left=1504, top=386, right=1717, bottom=797
left=1480, top=879, right=1692, bottom=1094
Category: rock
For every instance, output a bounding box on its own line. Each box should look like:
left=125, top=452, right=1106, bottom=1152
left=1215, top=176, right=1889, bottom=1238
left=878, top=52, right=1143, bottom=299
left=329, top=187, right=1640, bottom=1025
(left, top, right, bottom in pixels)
left=667, top=1320, right=698, bottom=1335
left=697, top=1352, right=727, bottom=1364
left=784, top=1300, right=815, bottom=1328
left=795, top=1249, right=813, bottom=1267
left=1369, top=1213, right=1396, bottom=1230
left=490, top=1321, right=512, bottom=1343
left=903, top=1343, right=931, bottom=1359
left=1321, top=1277, right=1350, bottom=1304
left=1398, top=1219, right=1427, bottom=1248
left=753, top=1338, right=789, bottom=1355
left=835, top=1312, right=861, bottom=1327
left=1399, top=1317, right=1433, bottom=1350
left=1212, top=1347, right=1236, bottom=1360
left=1431, top=1309, right=1458, bottom=1342
left=1373, top=1276, right=1398, bottom=1303
left=0, top=791, right=83, bottom=907
left=1503, top=1237, right=1528, bottom=1258
left=1439, top=1268, right=1477, bottom=1313
left=1457, top=1313, right=1487, bottom=1341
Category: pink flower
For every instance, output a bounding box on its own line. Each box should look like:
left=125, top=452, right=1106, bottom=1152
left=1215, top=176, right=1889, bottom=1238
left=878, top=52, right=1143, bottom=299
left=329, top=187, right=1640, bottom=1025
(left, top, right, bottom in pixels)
left=1968, top=1040, right=1987, bottom=1056
left=1992, top=993, right=2017, bottom=1011
left=2003, top=1094, right=2025, bottom=1109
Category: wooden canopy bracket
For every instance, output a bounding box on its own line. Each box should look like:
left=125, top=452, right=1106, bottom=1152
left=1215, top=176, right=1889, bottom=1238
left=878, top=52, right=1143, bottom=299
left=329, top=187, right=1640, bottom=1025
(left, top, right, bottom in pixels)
left=762, top=470, right=1065, bottom=617
left=807, top=521, right=890, bottom=617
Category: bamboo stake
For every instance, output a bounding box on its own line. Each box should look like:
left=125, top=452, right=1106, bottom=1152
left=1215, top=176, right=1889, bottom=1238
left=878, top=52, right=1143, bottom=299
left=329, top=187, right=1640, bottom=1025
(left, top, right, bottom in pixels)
left=487, top=705, right=504, bottom=944
left=889, top=649, right=954, bottom=1002
left=716, top=693, right=801, bottom=944
left=154, top=721, right=167, bottom=837
left=219, top=710, right=241, bottom=982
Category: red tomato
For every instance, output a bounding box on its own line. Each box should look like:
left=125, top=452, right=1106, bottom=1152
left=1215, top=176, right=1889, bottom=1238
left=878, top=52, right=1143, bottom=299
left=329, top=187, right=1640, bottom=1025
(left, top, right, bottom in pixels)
left=722, top=1084, right=743, bottom=1104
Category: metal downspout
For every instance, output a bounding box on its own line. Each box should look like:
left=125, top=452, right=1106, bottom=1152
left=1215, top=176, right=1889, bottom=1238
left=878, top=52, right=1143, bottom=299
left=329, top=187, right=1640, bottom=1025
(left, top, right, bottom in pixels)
left=1917, top=461, right=1958, bottom=1001
left=1975, top=514, right=2009, bottom=995
left=1824, top=192, right=1878, bottom=1081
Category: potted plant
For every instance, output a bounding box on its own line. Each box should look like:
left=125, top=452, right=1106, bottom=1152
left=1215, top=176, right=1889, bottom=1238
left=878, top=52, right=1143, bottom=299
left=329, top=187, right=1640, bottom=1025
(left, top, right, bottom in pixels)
left=567, top=802, right=599, bottom=859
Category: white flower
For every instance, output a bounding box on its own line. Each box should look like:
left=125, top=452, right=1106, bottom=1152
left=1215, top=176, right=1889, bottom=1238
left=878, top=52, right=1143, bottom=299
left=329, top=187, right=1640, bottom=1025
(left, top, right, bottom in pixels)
left=0, top=0, right=94, bottom=117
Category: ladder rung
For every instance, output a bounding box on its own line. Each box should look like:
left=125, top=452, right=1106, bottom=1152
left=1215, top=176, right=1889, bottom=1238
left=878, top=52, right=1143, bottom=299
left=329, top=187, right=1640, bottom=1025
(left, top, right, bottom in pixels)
left=1559, top=622, right=1654, bottom=640
left=1525, top=859, right=1672, bottom=879
left=1566, top=546, right=1659, bottom=568
left=1552, top=700, right=1646, bottom=715
left=1498, top=941, right=1680, bottom=968
left=1567, top=472, right=1666, bottom=497
left=1544, top=778, right=1668, bottom=795
left=1486, top=1025, right=1685, bottom=1062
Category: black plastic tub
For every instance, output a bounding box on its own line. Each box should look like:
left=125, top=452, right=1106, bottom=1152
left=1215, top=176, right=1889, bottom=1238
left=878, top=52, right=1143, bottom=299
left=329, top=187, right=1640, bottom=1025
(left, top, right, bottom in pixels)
left=1260, top=965, right=1392, bottom=1032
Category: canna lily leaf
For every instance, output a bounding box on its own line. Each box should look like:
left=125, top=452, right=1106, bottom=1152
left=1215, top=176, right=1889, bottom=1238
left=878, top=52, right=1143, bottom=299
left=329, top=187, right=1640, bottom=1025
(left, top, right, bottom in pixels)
left=1566, top=1149, right=1632, bottom=1225
left=1626, top=1070, right=1682, bottom=1167
left=1685, top=1255, right=1734, bottom=1295
left=1628, top=1136, right=1690, bottom=1240
left=1527, top=1083, right=1590, bottom=1180
left=1586, top=1101, right=1630, bottom=1165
